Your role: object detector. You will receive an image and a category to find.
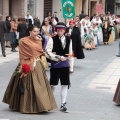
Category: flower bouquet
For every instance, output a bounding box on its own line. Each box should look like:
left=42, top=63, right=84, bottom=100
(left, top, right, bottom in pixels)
left=13, top=64, right=30, bottom=78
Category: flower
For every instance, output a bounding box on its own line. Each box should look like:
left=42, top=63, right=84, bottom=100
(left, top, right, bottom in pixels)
left=20, top=64, right=30, bottom=78
left=13, top=64, right=30, bottom=78
left=22, top=64, right=30, bottom=74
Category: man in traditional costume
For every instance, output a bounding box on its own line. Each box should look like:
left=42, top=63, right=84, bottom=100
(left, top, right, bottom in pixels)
left=46, top=22, right=72, bottom=113
left=66, top=20, right=85, bottom=72
left=74, top=16, right=81, bottom=30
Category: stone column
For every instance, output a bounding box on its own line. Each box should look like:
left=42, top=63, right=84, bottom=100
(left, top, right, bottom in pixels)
left=3, top=0, right=9, bottom=20
left=35, top=0, right=44, bottom=22
left=23, top=0, right=27, bottom=17
left=75, top=0, right=82, bottom=16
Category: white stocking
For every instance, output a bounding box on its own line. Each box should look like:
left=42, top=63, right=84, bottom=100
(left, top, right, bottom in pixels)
left=61, top=85, right=68, bottom=105
left=51, top=85, right=57, bottom=93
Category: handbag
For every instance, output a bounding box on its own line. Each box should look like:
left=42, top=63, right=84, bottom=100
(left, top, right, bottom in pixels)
left=41, top=56, right=48, bottom=70
left=18, top=78, right=24, bottom=94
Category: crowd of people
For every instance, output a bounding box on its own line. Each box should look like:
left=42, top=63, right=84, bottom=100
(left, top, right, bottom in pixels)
left=75, top=12, right=120, bottom=50
left=0, top=11, right=120, bottom=57
left=1, top=10, right=120, bottom=114
left=0, top=11, right=58, bottom=57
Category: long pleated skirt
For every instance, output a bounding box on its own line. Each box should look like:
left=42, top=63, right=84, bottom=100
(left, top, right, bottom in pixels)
left=113, top=79, right=120, bottom=105
left=2, top=59, right=57, bottom=113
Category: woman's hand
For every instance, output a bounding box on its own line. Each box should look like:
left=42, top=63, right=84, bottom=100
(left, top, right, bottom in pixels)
left=31, top=67, right=34, bottom=71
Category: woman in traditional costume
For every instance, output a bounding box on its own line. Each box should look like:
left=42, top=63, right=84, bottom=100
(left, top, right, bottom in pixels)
left=92, top=16, right=103, bottom=44
left=80, top=20, right=88, bottom=47
left=108, top=21, right=115, bottom=43
left=111, top=15, right=119, bottom=40
left=91, top=22, right=99, bottom=47
left=84, top=28, right=95, bottom=50
left=102, top=18, right=111, bottom=45
left=40, top=17, right=54, bottom=51
left=2, top=26, right=57, bottom=113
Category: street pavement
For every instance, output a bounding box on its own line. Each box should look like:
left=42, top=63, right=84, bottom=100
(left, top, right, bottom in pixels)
left=0, top=40, right=120, bottom=120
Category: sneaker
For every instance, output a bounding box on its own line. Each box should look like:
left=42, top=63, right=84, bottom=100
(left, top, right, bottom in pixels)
left=60, top=103, right=69, bottom=113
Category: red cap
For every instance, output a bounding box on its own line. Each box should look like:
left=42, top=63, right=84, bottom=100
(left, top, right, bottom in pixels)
left=69, top=20, right=75, bottom=24
left=56, top=27, right=66, bottom=30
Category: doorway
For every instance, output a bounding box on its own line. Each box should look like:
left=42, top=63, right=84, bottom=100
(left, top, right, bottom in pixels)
left=90, top=1, right=97, bottom=16
left=44, top=0, right=52, bottom=18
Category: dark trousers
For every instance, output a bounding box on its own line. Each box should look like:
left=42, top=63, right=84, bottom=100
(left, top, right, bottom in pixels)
left=0, top=35, right=5, bottom=55
left=10, top=32, right=16, bottom=50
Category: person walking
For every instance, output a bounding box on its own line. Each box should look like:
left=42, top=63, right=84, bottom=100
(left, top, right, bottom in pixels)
left=34, top=16, right=41, bottom=29
left=46, top=22, right=72, bottom=113
left=2, top=25, right=57, bottom=113
left=25, top=11, right=34, bottom=28
left=17, top=17, right=27, bottom=40
left=5, top=16, right=11, bottom=47
left=10, top=18, right=18, bottom=52
left=66, top=20, right=85, bottom=72
left=0, top=14, right=6, bottom=57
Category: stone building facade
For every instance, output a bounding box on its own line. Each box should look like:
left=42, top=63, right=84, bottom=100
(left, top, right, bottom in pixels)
left=1, top=0, right=106, bottom=22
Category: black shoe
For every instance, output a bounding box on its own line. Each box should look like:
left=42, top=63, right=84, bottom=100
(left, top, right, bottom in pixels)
left=60, top=103, right=68, bottom=113
left=116, top=55, right=120, bottom=57
left=6, top=45, right=11, bottom=48
left=11, top=49, right=18, bottom=52
left=69, top=70, right=74, bottom=73
left=2, top=54, right=6, bottom=57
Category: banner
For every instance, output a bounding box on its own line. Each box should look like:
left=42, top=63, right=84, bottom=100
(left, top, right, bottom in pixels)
left=61, top=0, right=75, bottom=19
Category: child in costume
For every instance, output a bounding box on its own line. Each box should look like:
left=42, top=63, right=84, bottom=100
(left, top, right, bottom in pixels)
left=45, top=22, right=72, bottom=113
left=84, top=28, right=95, bottom=50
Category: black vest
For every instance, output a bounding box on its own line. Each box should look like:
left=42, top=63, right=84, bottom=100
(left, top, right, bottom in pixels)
left=52, top=35, right=70, bottom=56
